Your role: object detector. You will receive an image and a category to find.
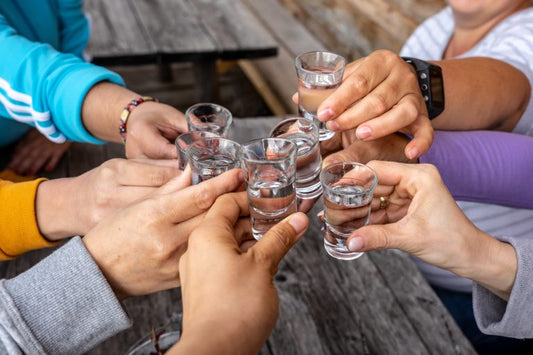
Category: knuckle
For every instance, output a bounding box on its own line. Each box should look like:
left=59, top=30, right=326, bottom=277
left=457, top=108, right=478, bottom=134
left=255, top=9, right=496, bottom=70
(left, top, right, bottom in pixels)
left=348, top=74, right=370, bottom=94
left=368, top=93, right=388, bottom=114
left=193, top=184, right=218, bottom=210
left=399, top=99, right=419, bottom=120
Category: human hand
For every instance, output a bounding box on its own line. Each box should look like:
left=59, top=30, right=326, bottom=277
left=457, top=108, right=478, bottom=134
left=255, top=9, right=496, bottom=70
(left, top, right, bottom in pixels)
left=125, top=101, right=187, bottom=159
left=297, top=50, right=433, bottom=159
left=7, top=128, right=71, bottom=175
left=35, top=158, right=182, bottom=240
left=345, top=161, right=516, bottom=300
left=321, top=130, right=416, bottom=168
left=171, top=194, right=308, bottom=355
left=82, top=169, right=245, bottom=300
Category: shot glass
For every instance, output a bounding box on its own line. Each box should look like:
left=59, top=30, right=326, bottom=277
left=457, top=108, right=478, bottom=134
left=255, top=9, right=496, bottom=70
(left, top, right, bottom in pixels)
left=241, top=138, right=298, bottom=240
left=185, top=103, right=233, bottom=136
left=175, top=131, right=219, bottom=170
left=270, top=117, right=322, bottom=200
left=320, top=162, right=377, bottom=260
left=187, top=137, right=241, bottom=184
left=295, top=51, right=346, bottom=141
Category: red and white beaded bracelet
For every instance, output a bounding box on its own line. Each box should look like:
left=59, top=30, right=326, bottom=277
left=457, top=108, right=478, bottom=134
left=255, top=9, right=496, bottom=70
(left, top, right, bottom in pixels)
left=118, top=96, right=158, bottom=144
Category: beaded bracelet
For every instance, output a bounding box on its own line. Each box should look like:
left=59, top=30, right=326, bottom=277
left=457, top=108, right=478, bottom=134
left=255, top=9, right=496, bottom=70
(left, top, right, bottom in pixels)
left=119, top=96, right=158, bottom=144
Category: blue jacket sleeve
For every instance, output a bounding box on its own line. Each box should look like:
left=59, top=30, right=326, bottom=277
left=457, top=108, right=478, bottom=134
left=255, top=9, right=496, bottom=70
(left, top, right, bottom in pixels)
left=0, top=14, right=124, bottom=144
left=56, top=0, right=90, bottom=57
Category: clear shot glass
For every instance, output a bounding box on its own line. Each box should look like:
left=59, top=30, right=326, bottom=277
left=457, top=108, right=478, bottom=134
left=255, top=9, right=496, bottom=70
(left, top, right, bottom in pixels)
left=320, top=162, right=377, bottom=260
left=185, top=103, right=233, bottom=136
left=241, top=138, right=298, bottom=240
left=187, top=137, right=241, bottom=184
left=175, top=131, right=219, bottom=170
left=270, top=117, right=322, bottom=200
left=295, top=51, right=346, bottom=141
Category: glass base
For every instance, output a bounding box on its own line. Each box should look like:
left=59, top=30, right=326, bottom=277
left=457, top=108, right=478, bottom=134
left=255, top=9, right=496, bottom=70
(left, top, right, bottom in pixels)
left=296, top=181, right=323, bottom=200
left=318, top=127, right=335, bottom=141
left=324, top=240, right=364, bottom=260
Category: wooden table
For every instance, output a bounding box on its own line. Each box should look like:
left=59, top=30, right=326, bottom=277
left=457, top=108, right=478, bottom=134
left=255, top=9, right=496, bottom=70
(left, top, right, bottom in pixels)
left=84, top=0, right=278, bottom=101
left=0, top=117, right=475, bottom=354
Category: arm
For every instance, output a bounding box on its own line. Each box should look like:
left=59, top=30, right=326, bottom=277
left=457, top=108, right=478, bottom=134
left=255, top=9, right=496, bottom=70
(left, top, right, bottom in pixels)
left=420, top=130, right=533, bottom=209
left=0, top=237, right=131, bottom=354
left=431, top=57, right=531, bottom=132
left=0, top=179, right=57, bottom=260
left=0, top=15, right=186, bottom=158
left=473, top=235, right=533, bottom=338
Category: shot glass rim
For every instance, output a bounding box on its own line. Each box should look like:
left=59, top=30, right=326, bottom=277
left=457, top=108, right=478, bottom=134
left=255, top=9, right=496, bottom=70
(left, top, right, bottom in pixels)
left=174, top=130, right=219, bottom=154
left=185, top=102, right=233, bottom=129
left=268, top=116, right=319, bottom=139
left=320, top=161, right=378, bottom=193
left=187, top=136, right=242, bottom=162
left=241, top=137, right=298, bottom=164
left=294, top=51, right=347, bottom=76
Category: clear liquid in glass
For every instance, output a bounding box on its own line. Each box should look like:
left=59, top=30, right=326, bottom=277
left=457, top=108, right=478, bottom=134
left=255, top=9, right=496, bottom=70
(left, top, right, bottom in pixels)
left=323, top=185, right=372, bottom=260
left=298, top=80, right=339, bottom=141
left=248, top=177, right=297, bottom=240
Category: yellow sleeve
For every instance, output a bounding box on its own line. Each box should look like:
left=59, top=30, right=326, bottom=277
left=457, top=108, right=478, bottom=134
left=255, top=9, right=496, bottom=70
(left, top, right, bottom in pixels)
left=0, top=178, right=59, bottom=260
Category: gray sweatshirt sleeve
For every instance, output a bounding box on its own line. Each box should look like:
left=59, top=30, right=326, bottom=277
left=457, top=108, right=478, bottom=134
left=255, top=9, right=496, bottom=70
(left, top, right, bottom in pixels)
left=473, top=234, right=533, bottom=339
left=0, top=237, right=132, bottom=354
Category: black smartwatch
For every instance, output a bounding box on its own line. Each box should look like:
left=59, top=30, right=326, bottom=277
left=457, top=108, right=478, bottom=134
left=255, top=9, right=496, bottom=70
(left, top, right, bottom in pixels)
left=402, top=57, right=445, bottom=119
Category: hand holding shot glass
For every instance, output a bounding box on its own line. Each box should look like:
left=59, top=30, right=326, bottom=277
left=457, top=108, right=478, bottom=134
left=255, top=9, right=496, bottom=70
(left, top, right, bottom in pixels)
left=295, top=51, right=346, bottom=141
left=320, top=162, right=377, bottom=260
left=241, top=138, right=298, bottom=240
left=185, top=103, right=233, bottom=136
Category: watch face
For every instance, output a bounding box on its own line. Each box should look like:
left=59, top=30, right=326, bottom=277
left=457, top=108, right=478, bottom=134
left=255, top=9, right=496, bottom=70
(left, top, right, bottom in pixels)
left=429, top=66, right=444, bottom=107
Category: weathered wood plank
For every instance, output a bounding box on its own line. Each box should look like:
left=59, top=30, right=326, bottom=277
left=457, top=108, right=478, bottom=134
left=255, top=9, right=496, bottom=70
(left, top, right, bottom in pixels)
left=131, top=0, right=217, bottom=61
left=187, top=0, right=278, bottom=60
left=84, top=0, right=156, bottom=65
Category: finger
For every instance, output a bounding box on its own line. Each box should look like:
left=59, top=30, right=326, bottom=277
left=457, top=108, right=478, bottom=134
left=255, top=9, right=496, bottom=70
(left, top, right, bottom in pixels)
left=114, top=159, right=181, bottom=187
left=251, top=212, right=308, bottom=270
left=160, top=172, right=245, bottom=223
left=402, top=117, right=434, bottom=159
left=317, top=59, right=388, bottom=123
left=322, top=145, right=361, bottom=167
left=336, top=94, right=420, bottom=140
left=292, top=92, right=298, bottom=105
left=240, top=240, right=256, bottom=252
left=203, top=191, right=250, bottom=229
left=154, top=165, right=192, bottom=195
left=234, top=217, right=253, bottom=245
left=27, top=153, right=50, bottom=175
left=346, top=223, right=407, bottom=253
left=46, top=150, right=66, bottom=172
left=129, top=158, right=181, bottom=169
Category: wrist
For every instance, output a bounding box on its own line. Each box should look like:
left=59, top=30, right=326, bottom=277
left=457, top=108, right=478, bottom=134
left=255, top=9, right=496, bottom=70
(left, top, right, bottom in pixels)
left=36, top=178, right=79, bottom=240
left=459, top=231, right=517, bottom=300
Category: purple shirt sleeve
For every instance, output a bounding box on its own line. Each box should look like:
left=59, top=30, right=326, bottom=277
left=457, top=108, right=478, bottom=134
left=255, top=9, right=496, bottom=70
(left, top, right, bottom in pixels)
left=419, top=130, right=533, bottom=209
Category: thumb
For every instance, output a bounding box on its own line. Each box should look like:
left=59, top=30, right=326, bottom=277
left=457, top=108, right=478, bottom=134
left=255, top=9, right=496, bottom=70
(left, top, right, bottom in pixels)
left=252, top=212, right=308, bottom=270
left=346, top=223, right=405, bottom=253
left=322, top=147, right=359, bottom=167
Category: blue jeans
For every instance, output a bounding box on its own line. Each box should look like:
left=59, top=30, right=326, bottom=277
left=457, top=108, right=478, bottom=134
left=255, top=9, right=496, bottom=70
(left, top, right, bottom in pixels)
left=432, top=285, right=533, bottom=354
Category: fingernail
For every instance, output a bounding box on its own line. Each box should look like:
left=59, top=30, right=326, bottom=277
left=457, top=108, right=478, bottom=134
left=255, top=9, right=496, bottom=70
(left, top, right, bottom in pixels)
left=347, top=236, right=365, bottom=251
left=317, top=108, right=333, bottom=121
left=288, top=212, right=307, bottom=234
left=326, top=120, right=340, bottom=131
left=356, top=126, right=372, bottom=139
left=238, top=170, right=245, bottom=181
left=406, top=147, right=419, bottom=160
